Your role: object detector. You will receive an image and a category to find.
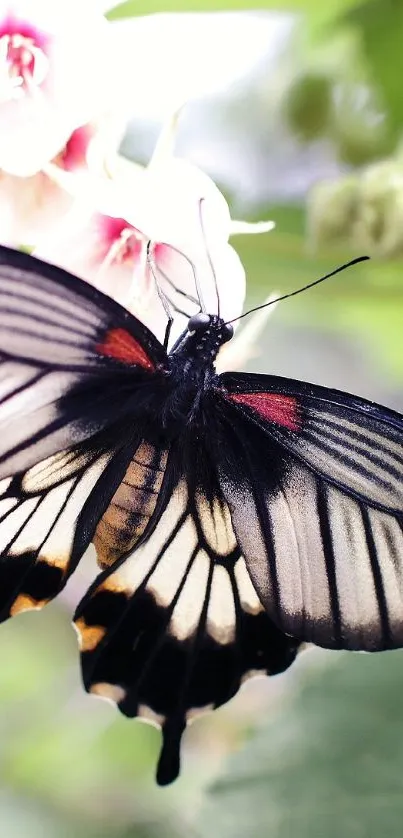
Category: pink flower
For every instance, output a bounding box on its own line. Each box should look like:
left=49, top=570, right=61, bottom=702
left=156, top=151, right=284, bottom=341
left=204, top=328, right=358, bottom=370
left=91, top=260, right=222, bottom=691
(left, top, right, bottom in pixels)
left=35, top=211, right=144, bottom=306
left=0, top=0, right=112, bottom=175
left=34, top=114, right=275, bottom=344
left=33, top=158, right=249, bottom=343
left=55, top=124, right=96, bottom=172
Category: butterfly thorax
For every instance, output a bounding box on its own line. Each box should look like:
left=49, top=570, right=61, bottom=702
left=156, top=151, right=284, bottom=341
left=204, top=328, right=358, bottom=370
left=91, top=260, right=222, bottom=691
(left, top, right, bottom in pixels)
left=155, top=315, right=232, bottom=431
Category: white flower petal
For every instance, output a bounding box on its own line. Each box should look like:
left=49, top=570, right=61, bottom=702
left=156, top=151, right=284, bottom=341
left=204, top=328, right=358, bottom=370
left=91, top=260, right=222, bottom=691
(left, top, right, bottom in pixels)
left=124, top=159, right=232, bottom=253
left=155, top=239, right=245, bottom=319
left=147, top=106, right=184, bottom=170
left=33, top=210, right=141, bottom=304
left=31, top=112, right=248, bottom=348
left=230, top=219, right=276, bottom=236
left=216, top=292, right=279, bottom=373
left=206, top=242, right=246, bottom=323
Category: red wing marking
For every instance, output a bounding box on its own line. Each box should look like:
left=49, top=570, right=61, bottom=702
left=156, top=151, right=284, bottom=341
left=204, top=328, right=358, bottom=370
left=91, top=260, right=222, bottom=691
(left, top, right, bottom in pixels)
left=228, top=392, right=301, bottom=431
left=96, top=328, right=155, bottom=371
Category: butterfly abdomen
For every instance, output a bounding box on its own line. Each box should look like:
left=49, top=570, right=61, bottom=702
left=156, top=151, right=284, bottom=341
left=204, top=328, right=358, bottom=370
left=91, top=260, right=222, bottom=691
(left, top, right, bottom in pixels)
left=93, top=443, right=168, bottom=568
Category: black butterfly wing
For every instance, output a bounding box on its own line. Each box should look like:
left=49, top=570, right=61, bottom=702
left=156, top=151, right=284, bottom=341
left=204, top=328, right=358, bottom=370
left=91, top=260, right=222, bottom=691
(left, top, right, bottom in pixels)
left=0, top=245, right=167, bottom=477
left=0, top=246, right=169, bottom=616
left=216, top=372, right=403, bottom=652
left=74, top=444, right=299, bottom=786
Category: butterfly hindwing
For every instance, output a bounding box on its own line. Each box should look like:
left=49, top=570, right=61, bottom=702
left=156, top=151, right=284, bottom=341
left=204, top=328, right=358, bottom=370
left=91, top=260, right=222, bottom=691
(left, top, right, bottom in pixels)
left=217, top=372, right=403, bottom=651
left=74, top=454, right=299, bottom=785
left=92, top=440, right=169, bottom=569
left=0, top=440, right=137, bottom=621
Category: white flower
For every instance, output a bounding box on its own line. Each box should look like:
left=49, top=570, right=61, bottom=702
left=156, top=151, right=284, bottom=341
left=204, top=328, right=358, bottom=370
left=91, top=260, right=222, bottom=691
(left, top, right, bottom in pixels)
left=34, top=157, right=248, bottom=343
left=35, top=114, right=275, bottom=344
left=0, top=0, right=113, bottom=175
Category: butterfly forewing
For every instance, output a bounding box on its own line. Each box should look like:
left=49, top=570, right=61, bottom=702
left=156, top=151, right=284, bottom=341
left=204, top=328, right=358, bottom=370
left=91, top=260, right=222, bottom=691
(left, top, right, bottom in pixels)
left=0, top=245, right=168, bottom=618
left=0, top=246, right=166, bottom=370
left=217, top=373, right=403, bottom=651
left=74, top=458, right=299, bottom=785
left=0, top=246, right=167, bottom=478
left=221, top=372, right=403, bottom=513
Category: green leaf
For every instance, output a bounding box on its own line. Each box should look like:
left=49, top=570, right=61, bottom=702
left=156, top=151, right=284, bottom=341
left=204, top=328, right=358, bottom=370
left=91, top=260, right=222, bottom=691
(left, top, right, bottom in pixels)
left=106, top=0, right=362, bottom=25
left=349, top=0, right=403, bottom=135
left=199, top=649, right=403, bottom=838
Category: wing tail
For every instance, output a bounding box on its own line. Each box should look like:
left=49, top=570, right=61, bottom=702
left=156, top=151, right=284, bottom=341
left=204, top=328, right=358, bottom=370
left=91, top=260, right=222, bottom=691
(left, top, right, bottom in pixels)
left=74, top=472, right=298, bottom=784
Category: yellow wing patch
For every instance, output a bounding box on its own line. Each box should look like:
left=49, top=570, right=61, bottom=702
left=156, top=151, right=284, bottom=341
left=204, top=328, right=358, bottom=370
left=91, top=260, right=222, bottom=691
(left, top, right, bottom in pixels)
left=93, top=442, right=168, bottom=568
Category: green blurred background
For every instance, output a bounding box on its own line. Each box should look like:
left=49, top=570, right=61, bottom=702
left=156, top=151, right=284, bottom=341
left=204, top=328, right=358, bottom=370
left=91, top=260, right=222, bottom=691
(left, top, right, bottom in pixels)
left=3, top=1, right=403, bottom=836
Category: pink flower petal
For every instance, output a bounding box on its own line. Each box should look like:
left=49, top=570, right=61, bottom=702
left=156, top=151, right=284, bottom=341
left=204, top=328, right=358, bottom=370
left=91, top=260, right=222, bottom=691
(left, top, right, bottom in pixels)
left=56, top=124, right=96, bottom=172
left=33, top=211, right=144, bottom=306
left=33, top=152, right=246, bottom=344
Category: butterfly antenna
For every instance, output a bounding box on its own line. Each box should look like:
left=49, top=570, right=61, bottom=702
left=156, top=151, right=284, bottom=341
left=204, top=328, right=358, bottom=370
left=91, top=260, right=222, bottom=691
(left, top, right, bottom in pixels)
left=225, top=256, right=370, bottom=325
left=198, top=197, right=220, bottom=317
left=157, top=242, right=207, bottom=314
left=156, top=263, right=199, bottom=306
left=147, top=242, right=198, bottom=347
left=151, top=256, right=195, bottom=319
left=146, top=242, right=173, bottom=349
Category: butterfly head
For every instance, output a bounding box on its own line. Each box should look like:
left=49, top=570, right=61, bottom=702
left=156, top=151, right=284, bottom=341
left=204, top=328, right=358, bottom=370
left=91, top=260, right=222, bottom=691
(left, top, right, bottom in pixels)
left=170, top=313, right=233, bottom=366
left=187, top=313, right=233, bottom=342
left=187, top=313, right=233, bottom=357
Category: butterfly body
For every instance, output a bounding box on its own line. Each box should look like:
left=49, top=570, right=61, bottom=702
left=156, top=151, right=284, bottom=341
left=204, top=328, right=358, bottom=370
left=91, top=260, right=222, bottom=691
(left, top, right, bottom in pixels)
left=0, top=245, right=401, bottom=785
left=109, top=314, right=233, bottom=439
left=93, top=442, right=168, bottom=569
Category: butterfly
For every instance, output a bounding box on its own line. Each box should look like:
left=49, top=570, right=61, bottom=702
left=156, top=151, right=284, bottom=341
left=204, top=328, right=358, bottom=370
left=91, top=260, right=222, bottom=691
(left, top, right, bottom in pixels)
left=0, top=244, right=402, bottom=785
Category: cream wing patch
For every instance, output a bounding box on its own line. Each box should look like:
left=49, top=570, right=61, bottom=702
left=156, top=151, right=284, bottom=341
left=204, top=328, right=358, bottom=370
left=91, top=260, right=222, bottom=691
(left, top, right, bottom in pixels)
left=0, top=361, right=102, bottom=481
left=97, top=479, right=241, bottom=646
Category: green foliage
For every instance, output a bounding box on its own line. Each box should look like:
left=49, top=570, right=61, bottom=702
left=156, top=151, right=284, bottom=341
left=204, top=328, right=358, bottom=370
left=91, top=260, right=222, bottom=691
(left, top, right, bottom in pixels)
left=283, top=72, right=333, bottom=141
left=307, top=157, right=403, bottom=268
left=0, top=609, right=189, bottom=838
left=349, top=0, right=403, bottom=137
left=330, top=83, right=394, bottom=165
left=236, top=204, right=403, bottom=380
left=199, top=649, right=403, bottom=838
left=107, top=0, right=363, bottom=26
left=106, top=0, right=360, bottom=25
